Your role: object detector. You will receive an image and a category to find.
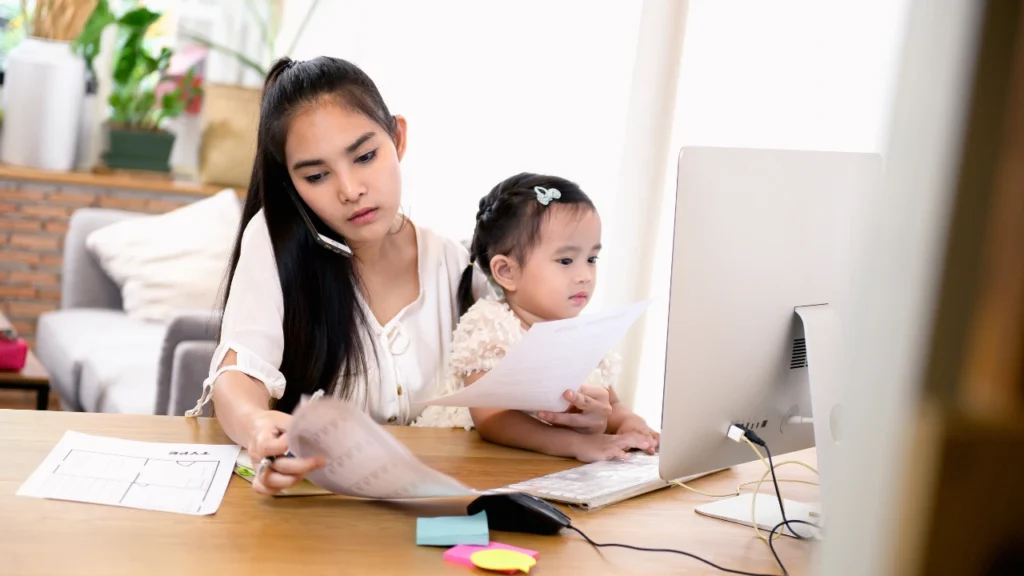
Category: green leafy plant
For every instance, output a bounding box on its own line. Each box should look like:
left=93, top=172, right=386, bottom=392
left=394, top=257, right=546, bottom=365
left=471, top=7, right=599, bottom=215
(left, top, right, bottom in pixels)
left=73, top=0, right=201, bottom=132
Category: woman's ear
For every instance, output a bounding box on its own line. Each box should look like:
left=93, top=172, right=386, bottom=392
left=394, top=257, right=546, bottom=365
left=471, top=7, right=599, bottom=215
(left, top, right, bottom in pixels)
left=392, top=115, right=408, bottom=161
left=489, top=255, right=519, bottom=293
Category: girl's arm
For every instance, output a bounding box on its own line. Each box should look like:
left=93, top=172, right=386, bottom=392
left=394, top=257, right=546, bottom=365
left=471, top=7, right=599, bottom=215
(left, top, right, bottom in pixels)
left=603, top=387, right=660, bottom=452
left=604, top=387, right=640, bottom=433
left=467, top=373, right=655, bottom=461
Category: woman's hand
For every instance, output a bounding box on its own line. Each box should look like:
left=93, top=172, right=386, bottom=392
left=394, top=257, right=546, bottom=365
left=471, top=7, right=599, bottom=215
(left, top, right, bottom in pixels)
left=248, top=410, right=324, bottom=495
left=571, top=431, right=655, bottom=463
left=616, top=416, right=661, bottom=454
left=537, top=385, right=612, bottom=435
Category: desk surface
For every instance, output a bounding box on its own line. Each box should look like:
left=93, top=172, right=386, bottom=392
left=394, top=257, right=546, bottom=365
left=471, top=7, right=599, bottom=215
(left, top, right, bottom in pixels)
left=0, top=410, right=817, bottom=575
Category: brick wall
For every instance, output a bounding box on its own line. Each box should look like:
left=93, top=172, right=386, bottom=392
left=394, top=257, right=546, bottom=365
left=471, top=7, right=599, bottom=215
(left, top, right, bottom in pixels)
left=0, top=179, right=203, bottom=347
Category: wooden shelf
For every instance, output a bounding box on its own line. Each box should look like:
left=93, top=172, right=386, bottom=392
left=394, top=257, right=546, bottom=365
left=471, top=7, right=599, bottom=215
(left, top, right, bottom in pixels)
left=0, top=164, right=236, bottom=197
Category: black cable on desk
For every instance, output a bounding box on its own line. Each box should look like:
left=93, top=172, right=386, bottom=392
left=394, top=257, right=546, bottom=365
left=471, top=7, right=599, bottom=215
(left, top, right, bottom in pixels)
left=767, top=520, right=822, bottom=576
left=733, top=425, right=813, bottom=542
left=567, top=524, right=780, bottom=576
left=571, top=425, right=822, bottom=576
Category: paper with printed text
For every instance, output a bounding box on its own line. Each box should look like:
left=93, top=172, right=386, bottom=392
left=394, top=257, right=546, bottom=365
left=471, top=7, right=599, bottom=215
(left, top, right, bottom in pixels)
left=289, top=397, right=475, bottom=499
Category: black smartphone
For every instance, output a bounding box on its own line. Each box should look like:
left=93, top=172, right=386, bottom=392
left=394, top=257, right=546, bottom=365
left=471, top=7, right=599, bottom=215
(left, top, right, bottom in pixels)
left=286, top=186, right=353, bottom=257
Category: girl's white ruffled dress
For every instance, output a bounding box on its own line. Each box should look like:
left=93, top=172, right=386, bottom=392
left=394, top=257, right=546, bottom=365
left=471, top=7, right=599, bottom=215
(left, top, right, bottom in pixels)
left=412, top=298, right=620, bottom=429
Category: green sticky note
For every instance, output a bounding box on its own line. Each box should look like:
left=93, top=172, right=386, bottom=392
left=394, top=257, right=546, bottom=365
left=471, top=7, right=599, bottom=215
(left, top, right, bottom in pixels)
left=416, top=511, right=489, bottom=547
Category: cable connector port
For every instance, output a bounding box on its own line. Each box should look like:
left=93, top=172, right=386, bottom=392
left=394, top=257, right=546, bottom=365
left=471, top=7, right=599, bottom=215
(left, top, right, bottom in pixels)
left=728, top=423, right=767, bottom=447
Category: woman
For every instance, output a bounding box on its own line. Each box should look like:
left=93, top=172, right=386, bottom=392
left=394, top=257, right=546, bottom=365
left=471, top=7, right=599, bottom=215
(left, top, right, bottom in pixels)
left=188, top=56, right=646, bottom=495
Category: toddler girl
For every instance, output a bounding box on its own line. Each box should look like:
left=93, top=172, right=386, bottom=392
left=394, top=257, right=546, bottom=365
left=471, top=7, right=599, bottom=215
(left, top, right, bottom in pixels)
left=414, top=173, right=659, bottom=462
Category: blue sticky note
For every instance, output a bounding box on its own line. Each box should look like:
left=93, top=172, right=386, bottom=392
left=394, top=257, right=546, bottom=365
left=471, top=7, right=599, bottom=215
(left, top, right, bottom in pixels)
left=416, top=511, right=489, bottom=547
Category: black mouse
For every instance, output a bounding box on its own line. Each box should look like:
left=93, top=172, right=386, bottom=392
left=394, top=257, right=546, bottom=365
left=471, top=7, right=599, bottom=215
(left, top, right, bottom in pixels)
left=467, top=492, right=571, bottom=536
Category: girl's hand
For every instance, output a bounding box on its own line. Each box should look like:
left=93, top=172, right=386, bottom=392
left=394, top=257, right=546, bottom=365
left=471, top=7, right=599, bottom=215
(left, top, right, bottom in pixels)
left=248, top=410, right=324, bottom=495
left=572, top=431, right=655, bottom=463
left=616, top=416, right=661, bottom=454
left=537, top=385, right=612, bottom=435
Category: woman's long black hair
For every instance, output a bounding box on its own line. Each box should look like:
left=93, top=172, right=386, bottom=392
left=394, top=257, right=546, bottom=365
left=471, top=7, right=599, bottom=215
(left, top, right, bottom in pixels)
left=222, top=56, right=398, bottom=414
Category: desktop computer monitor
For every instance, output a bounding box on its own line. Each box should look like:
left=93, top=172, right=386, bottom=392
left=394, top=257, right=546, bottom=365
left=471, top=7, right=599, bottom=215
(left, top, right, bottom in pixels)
left=658, top=146, right=883, bottom=531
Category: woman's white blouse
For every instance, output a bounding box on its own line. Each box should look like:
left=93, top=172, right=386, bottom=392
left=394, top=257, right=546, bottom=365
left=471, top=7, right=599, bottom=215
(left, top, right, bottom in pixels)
left=187, top=209, right=489, bottom=425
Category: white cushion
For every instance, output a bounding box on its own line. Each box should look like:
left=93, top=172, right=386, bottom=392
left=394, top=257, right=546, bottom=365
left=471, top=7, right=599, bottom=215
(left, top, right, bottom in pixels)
left=85, top=190, right=241, bottom=323
left=35, top=309, right=168, bottom=411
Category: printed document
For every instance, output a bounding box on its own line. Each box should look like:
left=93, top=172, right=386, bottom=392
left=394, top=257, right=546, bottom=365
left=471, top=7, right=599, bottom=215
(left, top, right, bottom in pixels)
left=17, top=431, right=239, bottom=515
left=289, top=397, right=476, bottom=499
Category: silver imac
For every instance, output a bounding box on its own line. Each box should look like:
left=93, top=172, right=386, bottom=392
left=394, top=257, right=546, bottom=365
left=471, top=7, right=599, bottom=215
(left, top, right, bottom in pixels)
left=658, top=146, right=883, bottom=531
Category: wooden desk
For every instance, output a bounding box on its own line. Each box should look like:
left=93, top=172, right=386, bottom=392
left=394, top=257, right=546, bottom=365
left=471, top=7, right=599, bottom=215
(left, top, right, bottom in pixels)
left=0, top=411, right=817, bottom=575
left=0, top=312, right=50, bottom=410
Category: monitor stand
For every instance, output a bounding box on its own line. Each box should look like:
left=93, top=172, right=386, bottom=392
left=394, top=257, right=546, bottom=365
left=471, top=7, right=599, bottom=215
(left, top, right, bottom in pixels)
left=693, top=304, right=840, bottom=538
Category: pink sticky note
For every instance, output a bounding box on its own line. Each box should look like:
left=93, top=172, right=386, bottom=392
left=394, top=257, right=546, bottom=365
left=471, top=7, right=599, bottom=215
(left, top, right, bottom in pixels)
left=444, top=542, right=539, bottom=574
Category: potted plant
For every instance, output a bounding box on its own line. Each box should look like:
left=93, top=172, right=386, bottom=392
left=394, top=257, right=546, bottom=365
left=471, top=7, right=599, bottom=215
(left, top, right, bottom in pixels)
left=74, top=1, right=202, bottom=173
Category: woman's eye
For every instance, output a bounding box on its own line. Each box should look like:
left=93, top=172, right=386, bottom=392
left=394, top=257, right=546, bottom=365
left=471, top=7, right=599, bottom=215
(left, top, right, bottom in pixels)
left=356, top=149, right=377, bottom=164
left=558, top=258, right=573, bottom=266
left=588, top=256, right=599, bottom=264
left=304, top=173, right=326, bottom=185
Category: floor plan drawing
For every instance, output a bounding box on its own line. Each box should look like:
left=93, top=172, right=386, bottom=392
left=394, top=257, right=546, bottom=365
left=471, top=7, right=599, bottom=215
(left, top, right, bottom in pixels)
left=17, top=431, right=240, bottom=516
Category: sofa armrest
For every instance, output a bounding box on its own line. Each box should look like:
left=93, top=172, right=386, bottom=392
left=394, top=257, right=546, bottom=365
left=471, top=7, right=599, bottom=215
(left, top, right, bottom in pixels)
left=155, top=310, right=220, bottom=415
left=167, top=341, right=218, bottom=416
left=62, top=208, right=144, bottom=310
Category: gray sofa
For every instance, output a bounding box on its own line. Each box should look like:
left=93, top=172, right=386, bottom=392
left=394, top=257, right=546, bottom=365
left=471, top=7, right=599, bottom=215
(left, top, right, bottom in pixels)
left=35, top=208, right=221, bottom=416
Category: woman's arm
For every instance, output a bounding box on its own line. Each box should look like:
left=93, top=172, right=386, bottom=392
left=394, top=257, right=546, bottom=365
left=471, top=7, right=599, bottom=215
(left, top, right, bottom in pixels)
left=212, top=349, right=323, bottom=494
left=204, top=212, right=322, bottom=494
left=211, top=349, right=272, bottom=448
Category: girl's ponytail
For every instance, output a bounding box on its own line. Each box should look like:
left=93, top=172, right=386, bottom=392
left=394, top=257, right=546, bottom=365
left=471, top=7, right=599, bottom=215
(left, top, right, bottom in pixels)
left=457, top=263, right=476, bottom=317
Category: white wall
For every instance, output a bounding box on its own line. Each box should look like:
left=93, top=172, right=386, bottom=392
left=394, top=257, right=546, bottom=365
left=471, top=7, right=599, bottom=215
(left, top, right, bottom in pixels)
left=281, top=0, right=643, bottom=250
left=631, top=0, right=912, bottom=426
left=278, top=0, right=914, bottom=427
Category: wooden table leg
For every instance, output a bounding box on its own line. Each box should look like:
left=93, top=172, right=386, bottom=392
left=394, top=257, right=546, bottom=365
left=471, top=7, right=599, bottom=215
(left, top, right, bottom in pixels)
left=36, top=386, right=49, bottom=411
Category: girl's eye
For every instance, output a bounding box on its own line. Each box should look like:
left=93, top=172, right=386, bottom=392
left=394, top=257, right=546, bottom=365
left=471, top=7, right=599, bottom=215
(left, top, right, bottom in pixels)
left=304, top=173, right=326, bottom=185
left=558, top=258, right=573, bottom=266
left=356, top=149, right=377, bottom=164
left=588, top=256, right=599, bottom=264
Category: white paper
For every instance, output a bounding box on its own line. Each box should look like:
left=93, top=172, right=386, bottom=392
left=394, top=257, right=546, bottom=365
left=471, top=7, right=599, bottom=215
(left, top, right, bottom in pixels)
left=420, top=300, right=651, bottom=412
left=288, top=397, right=475, bottom=499
left=16, top=431, right=240, bottom=515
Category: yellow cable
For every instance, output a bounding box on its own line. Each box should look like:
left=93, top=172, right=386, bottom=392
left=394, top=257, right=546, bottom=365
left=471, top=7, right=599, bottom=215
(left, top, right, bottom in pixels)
left=672, top=434, right=822, bottom=547
left=671, top=480, right=741, bottom=499
left=735, top=478, right=818, bottom=491
left=749, top=460, right=819, bottom=543
left=742, top=435, right=770, bottom=469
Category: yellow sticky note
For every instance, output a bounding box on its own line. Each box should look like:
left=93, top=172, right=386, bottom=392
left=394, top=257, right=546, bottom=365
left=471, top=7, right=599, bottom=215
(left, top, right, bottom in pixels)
left=471, top=549, right=537, bottom=574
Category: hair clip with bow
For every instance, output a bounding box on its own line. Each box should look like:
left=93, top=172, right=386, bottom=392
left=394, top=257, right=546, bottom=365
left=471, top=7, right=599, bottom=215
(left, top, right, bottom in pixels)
left=534, top=186, right=561, bottom=206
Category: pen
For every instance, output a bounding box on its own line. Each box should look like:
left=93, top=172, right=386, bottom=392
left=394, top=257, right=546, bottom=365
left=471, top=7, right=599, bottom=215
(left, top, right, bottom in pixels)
left=256, top=451, right=295, bottom=478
